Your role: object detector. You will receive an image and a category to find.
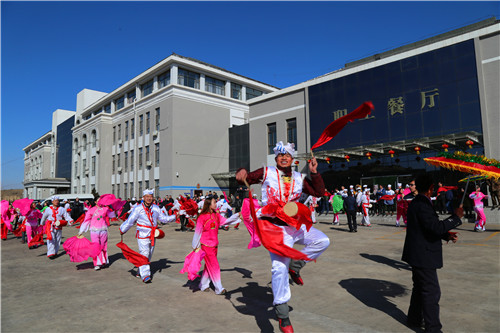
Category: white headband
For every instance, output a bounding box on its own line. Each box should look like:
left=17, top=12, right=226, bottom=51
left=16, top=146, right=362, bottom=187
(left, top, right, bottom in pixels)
left=143, top=189, right=154, bottom=196
left=52, top=196, right=60, bottom=201
left=273, top=141, right=295, bottom=157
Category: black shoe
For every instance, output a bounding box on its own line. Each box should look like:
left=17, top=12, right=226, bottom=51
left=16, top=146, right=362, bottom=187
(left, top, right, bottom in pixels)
left=407, top=319, right=424, bottom=329
left=278, top=317, right=294, bottom=333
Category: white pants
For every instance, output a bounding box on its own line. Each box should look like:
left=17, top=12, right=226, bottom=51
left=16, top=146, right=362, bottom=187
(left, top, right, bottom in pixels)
left=270, top=224, right=330, bottom=305
left=47, top=229, right=62, bottom=256
left=137, top=237, right=155, bottom=279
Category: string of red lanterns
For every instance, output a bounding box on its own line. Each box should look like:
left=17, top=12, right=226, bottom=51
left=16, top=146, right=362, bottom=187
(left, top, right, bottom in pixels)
left=466, top=139, right=474, bottom=149
left=414, top=146, right=421, bottom=155
left=388, top=149, right=395, bottom=158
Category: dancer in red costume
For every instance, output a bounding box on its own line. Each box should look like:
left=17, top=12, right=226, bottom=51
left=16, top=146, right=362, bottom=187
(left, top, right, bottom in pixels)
left=236, top=141, right=330, bottom=333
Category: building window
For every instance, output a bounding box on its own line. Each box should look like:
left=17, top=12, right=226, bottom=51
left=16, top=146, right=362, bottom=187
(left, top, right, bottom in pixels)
left=158, top=71, right=170, bottom=88
left=92, top=156, right=96, bottom=176
left=286, top=118, right=297, bottom=150
left=138, top=181, right=142, bottom=197
left=246, top=87, right=263, bottom=100
left=117, top=154, right=120, bottom=168
left=141, top=79, right=153, bottom=97
left=124, top=183, right=128, bottom=198
left=82, top=185, right=86, bottom=193
left=146, top=112, right=150, bottom=134
left=205, top=76, right=225, bottom=96
left=139, top=115, right=144, bottom=136
left=112, top=184, right=115, bottom=196
left=83, top=159, right=87, bottom=173
left=130, top=182, right=134, bottom=199
left=124, top=152, right=128, bottom=172
left=104, top=104, right=111, bottom=114
left=116, top=184, right=120, bottom=198
left=113, top=126, right=116, bottom=144
left=116, top=96, right=125, bottom=110
left=82, top=135, right=87, bottom=151
left=146, top=146, right=150, bottom=162
left=155, top=180, right=159, bottom=195
left=94, top=108, right=102, bottom=116
left=145, top=180, right=149, bottom=191
left=131, top=119, right=135, bottom=139
left=112, top=155, right=115, bottom=173
left=139, top=148, right=143, bottom=169
left=155, top=143, right=160, bottom=165
left=130, top=150, right=134, bottom=172
left=127, top=89, right=136, bottom=104
left=267, top=123, right=277, bottom=154
left=178, top=68, right=200, bottom=89
left=74, top=186, right=77, bottom=193
left=91, top=130, right=97, bottom=148
left=155, top=108, right=160, bottom=132
left=231, top=83, right=242, bottom=100
left=118, top=124, right=121, bottom=142
left=125, top=121, right=129, bottom=141
left=74, top=161, right=78, bottom=175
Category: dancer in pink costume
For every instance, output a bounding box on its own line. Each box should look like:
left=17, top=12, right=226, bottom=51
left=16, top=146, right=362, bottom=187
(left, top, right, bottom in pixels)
left=24, top=202, right=43, bottom=248
left=396, top=189, right=409, bottom=227
left=191, top=196, right=233, bottom=294
left=469, top=185, right=489, bottom=232
left=78, top=195, right=117, bottom=270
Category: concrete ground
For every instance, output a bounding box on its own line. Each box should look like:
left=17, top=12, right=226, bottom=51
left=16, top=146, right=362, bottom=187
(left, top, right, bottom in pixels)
left=1, top=211, right=499, bottom=333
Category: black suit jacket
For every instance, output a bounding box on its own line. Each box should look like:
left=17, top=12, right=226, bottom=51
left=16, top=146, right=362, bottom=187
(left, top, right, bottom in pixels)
left=402, top=194, right=462, bottom=269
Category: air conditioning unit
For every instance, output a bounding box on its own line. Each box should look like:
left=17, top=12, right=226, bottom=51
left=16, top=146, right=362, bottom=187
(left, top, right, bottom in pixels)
left=118, top=139, right=123, bottom=146
left=96, top=147, right=100, bottom=153
left=117, top=167, right=122, bottom=173
left=153, top=130, right=158, bottom=137
left=146, top=161, right=152, bottom=167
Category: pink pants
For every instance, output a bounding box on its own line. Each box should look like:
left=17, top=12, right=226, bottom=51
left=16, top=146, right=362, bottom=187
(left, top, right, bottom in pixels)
left=200, top=245, right=224, bottom=294
left=396, top=212, right=407, bottom=224
left=474, top=207, right=486, bottom=228
left=332, top=213, right=339, bottom=223
left=25, top=222, right=42, bottom=243
left=90, top=230, right=108, bottom=267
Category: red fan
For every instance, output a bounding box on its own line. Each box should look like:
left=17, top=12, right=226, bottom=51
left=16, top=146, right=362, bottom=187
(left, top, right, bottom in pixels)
left=180, top=197, right=198, bottom=216
left=11, top=222, right=26, bottom=237
left=63, top=236, right=101, bottom=263
left=116, top=241, right=150, bottom=267
left=179, top=248, right=206, bottom=281
left=379, top=195, right=396, bottom=201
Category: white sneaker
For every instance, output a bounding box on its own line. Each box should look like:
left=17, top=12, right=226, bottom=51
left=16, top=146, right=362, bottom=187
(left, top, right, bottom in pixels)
left=396, top=222, right=400, bottom=227
left=94, top=266, right=101, bottom=271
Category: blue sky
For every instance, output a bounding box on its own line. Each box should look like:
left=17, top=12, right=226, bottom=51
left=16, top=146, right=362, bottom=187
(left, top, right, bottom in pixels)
left=1, top=1, right=499, bottom=189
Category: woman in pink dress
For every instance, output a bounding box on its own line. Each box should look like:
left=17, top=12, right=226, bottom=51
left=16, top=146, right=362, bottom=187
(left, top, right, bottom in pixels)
left=25, top=202, right=43, bottom=248
left=191, top=196, right=232, bottom=294
left=78, top=197, right=116, bottom=270
left=469, top=185, right=489, bottom=232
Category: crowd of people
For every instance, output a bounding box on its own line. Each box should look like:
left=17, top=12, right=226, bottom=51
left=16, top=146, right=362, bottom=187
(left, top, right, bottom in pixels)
left=1, top=140, right=498, bottom=333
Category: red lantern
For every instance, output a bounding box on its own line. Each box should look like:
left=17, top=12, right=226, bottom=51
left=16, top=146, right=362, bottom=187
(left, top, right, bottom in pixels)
left=388, top=149, right=395, bottom=158
left=294, top=160, right=299, bottom=165
left=466, top=140, right=474, bottom=149
left=307, top=159, right=311, bottom=163
left=365, top=152, right=372, bottom=160
left=414, top=146, right=421, bottom=155
left=442, top=143, right=449, bottom=152
left=344, top=155, right=350, bottom=162
left=325, top=157, right=331, bottom=164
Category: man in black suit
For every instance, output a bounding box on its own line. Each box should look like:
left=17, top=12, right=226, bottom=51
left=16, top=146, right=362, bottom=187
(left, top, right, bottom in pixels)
left=402, top=174, right=463, bottom=332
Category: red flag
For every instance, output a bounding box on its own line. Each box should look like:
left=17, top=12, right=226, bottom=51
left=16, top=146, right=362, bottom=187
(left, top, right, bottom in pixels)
left=247, top=188, right=311, bottom=261
left=311, top=101, right=374, bottom=150
left=116, top=241, right=150, bottom=266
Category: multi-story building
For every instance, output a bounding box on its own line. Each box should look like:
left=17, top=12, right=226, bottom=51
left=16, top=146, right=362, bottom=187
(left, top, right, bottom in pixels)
left=71, top=53, right=278, bottom=198
left=245, top=18, right=500, bottom=189
left=23, top=109, right=75, bottom=199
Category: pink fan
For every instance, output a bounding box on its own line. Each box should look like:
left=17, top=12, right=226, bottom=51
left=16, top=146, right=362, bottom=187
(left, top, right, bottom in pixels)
left=63, top=236, right=101, bottom=263
left=1, top=200, right=10, bottom=218
left=13, top=198, right=34, bottom=216
left=97, top=194, right=118, bottom=207
left=179, top=249, right=206, bottom=281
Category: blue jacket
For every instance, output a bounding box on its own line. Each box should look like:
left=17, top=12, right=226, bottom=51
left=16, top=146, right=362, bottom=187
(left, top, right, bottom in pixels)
left=343, top=196, right=357, bottom=212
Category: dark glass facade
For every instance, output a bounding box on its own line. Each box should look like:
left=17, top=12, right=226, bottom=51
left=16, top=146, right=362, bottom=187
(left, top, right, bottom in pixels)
left=307, top=40, right=484, bottom=187
left=308, top=40, right=482, bottom=150
left=56, top=116, right=74, bottom=179
left=229, top=123, right=250, bottom=172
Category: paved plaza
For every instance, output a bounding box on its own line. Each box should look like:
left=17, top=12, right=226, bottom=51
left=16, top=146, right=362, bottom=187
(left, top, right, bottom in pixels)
left=2, top=212, right=499, bottom=332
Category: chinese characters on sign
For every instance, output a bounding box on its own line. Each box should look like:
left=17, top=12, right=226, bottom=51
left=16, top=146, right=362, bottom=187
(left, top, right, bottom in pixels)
left=421, top=88, right=439, bottom=110
left=333, top=88, right=439, bottom=121
left=388, top=97, right=405, bottom=116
